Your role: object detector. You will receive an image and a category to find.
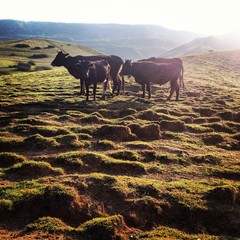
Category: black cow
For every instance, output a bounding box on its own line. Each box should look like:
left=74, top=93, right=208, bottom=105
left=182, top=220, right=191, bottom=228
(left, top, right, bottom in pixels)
left=75, top=60, right=111, bottom=101
left=138, top=57, right=184, bottom=88
left=51, top=51, right=123, bottom=95
left=121, top=60, right=184, bottom=100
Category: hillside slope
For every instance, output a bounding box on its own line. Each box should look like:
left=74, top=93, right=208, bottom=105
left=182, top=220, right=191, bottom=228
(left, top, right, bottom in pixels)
left=0, top=38, right=101, bottom=75
left=0, top=47, right=240, bottom=239
left=0, top=19, right=202, bottom=59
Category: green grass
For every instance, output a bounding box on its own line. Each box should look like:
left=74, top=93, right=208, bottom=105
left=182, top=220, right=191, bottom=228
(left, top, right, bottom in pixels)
left=0, top=39, right=240, bottom=239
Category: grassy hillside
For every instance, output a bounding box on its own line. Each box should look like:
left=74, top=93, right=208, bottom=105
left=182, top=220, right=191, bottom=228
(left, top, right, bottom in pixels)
left=0, top=41, right=240, bottom=239
left=0, top=38, right=101, bottom=75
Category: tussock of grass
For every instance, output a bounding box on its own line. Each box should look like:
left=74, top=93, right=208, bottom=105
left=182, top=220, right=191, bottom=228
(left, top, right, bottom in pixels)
left=156, top=153, right=180, bottom=164
left=128, top=123, right=161, bottom=140
left=205, top=185, right=239, bottom=205
left=161, top=131, right=182, bottom=139
left=140, top=150, right=158, bottom=162
left=232, top=132, right=240, bottom=140
left=4, top=161, right=63, bottom=179
left=189, top=154, right=221, bottom=165
left=193, top=107, right=216, bottom=117
left=93, top=139, right=119, bottom=150
left=209, top=166, right=240, bottom=180
left=0, top=181, right=89, bottom=226
left=109, top=150, right=142, bottom=161
left=23, top=134, right=60, bottom=150
left=0, top=137, right=23, bottom=151
left=136, top=109, right=160, bottom=121
left=95, top=125, right=137, bottom=141
left=79, top=133, right=93, bottom=140
left=81, top=152, right=146, bottom=175
left=203, top=122, right=236, bottom=134
left=202, top=133, right=225, bottom=145
left=139, top=225, right=219, bottom=240
left=10, top=124, right=70, bottom=137
left=26, top=216, right=73, bottom=233
left=123, top=196, right=163, bottom=229
left=186, top=124, right=213, bottom=133
left=79, top=113, right=111, bottom=124
left=160, top=120, right=186, bottom=132
left=75, top=215, right=129, bottom=240
left=218, top=111, right=234, bottom=121
left=56, top=134, right=83, bottom=149
left=0, top=152, right=26, bottom=168
left=52, top=152, right=84, bottom=172
left=53, top=151, right=147, bottom=175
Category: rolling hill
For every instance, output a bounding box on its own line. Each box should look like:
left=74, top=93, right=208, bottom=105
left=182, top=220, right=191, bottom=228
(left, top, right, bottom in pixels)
left=0, top=19, right=202, bottom=59
left=162, top=34, right=240, bottom=57
left=0, top=39, right=240, bottom=239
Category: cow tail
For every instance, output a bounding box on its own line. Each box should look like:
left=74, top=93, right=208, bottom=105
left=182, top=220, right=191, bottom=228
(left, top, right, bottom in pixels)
left=107, top=64, right=112, bottom=94
left=180, top=65, right=185, bottom=89
left=122, top=74, right=125, bottom=93
left=106, top=77, right=112, bottom=93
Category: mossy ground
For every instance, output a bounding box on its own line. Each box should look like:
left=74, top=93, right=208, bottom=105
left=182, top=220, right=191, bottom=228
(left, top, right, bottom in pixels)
left=0, top=41, right=240, bottom=239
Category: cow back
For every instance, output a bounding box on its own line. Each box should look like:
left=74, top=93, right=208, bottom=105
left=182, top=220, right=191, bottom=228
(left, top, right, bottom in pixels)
left=132, top=61, right=182, bottom=85
left=74, top=55, right=122, bottom=80
left=138, top=57, right=183, bottom=65
left=88, top=60, right=110, bottom=83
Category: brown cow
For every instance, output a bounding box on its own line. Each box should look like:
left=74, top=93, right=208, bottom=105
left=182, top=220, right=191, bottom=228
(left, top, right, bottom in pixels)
left=51, top=51, right=123, bottom=95
left=121, top=60, right=184, bottom=100
left=75, top=60, right=111, bottom=101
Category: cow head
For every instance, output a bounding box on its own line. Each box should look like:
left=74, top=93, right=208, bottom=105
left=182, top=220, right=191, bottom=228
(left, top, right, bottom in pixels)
left=121, top=59, right=132, bottom=76
left=75, top=61, right=92, bottom=80
left=51, top=51, right=69, bottom=67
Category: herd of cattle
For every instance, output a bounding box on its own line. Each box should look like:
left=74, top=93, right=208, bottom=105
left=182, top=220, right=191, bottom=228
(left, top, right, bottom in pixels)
left=51, top=51, right=185, bottom=101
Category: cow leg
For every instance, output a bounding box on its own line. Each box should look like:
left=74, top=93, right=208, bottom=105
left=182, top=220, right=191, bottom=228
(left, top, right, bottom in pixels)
left=112, top=80, right=117, bottom=95
left=101, top=79, right=108, bottom=100
left=175, top=84, right=180, bottom=101
left=105, top=75, right=113, bottom=96
left=117, top=79, right=122, bottom=96
left=80, top=79, right=85, bottom=95
left=93, top=83, right=97, bottom=101
left=146, top=82, right=151, bottom=99
left=142, top=84, right=146, bottom=98
left=167, top=79, right=178, bottom=101
left=86, top=84, right=90, bottom=101
left=121, top=74, right=125, bottom=94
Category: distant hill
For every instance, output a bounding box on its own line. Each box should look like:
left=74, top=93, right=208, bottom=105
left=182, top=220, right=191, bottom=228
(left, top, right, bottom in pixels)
left=0, top=19, right=201, bottom=59
left=161, top=34, right=240, bottom=57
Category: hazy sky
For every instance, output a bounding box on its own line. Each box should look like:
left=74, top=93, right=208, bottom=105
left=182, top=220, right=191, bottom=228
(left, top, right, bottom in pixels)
left=1, top=0, right=240, bottom=35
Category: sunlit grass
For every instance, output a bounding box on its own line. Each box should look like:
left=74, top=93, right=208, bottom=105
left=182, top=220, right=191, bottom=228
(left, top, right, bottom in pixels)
left=0, top=40, right=240, bottom=239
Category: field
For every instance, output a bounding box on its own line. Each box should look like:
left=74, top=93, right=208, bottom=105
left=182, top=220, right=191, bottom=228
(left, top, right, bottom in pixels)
left=0, top=39, right=240, bottom=240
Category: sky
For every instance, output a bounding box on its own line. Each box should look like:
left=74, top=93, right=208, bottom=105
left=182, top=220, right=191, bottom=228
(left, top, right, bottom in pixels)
left=1, top=0, right=240, bottom=36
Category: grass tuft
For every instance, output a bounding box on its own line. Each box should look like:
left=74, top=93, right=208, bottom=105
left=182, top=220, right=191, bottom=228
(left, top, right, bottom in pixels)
left=0, top=152, right=26, bottom=168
